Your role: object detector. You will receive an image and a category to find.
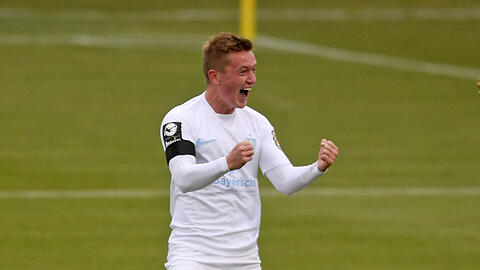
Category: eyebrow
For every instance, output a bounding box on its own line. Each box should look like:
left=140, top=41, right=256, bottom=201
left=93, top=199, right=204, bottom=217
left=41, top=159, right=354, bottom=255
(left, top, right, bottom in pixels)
left=239, top=64, right=257, bottom=70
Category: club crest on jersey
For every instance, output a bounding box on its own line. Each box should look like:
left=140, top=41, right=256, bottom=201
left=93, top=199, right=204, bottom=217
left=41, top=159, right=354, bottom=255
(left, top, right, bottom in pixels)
left=272, top=130, right=281, bottom=149
left=163, top=122, right=182, bottom=148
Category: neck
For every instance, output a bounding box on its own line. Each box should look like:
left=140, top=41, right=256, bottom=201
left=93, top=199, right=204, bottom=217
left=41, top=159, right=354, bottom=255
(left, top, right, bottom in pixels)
left=205, top=87, right=235, bottom=114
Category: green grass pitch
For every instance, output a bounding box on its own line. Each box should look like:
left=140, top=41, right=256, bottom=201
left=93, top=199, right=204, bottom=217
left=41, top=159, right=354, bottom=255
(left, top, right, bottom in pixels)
left=1, top=0, right=480, bottom=269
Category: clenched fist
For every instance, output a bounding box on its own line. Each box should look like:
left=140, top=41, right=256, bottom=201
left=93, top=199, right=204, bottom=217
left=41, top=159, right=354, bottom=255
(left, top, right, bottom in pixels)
left=227, top=141, right=255, bottom=170
left=317, top=139, right=339, bottom=172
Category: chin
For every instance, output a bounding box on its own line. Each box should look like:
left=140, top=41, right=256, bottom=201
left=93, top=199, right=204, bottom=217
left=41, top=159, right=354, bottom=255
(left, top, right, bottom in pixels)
left=236, top=101, right=248, bottom=108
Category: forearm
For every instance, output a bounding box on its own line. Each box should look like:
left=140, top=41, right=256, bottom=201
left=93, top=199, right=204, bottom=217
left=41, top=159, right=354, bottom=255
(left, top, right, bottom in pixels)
left=265, top=162, right=326, bottom=195
left=169, top=155, right=230, bottom=193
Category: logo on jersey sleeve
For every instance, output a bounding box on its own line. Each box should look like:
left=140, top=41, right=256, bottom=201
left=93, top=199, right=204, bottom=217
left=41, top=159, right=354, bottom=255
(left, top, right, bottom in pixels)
left=272, top=130, right=281, bottom=149
left=163, top=122, right=182, bottom=148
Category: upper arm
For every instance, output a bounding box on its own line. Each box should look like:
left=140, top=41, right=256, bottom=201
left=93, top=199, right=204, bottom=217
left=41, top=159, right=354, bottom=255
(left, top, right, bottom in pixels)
left=160, top=112, right=196, bottom=165
left=258, top=118, right=291, bottom=175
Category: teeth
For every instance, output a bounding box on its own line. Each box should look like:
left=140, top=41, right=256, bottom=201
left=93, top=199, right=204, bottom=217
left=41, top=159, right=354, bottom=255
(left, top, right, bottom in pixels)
left=244, top=88, right=252, bottom=91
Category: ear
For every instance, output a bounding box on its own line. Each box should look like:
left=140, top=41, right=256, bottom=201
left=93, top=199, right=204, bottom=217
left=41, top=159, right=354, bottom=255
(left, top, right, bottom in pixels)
left=208, top=69, right=220, bottom=85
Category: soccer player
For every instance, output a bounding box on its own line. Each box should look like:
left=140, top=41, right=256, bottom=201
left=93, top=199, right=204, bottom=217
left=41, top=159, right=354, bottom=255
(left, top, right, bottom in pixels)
left=160, top=33, right=339, bottom=270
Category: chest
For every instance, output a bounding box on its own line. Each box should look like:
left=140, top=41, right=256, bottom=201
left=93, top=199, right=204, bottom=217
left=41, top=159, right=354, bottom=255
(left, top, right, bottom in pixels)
left=193, top=114, right=261, bottom=163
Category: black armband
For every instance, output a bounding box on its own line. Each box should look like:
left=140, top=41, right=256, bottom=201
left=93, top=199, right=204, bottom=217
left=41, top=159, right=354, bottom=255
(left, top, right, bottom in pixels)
left=165, top=140, right=195, bottom=165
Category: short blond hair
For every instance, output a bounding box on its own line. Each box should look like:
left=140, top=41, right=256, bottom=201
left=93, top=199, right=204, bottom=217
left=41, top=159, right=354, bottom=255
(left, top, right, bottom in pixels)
left=202, top=33, right=252, bottom=84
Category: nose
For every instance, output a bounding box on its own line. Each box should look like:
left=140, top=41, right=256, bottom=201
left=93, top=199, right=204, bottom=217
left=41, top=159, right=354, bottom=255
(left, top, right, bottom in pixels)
left=246, top=71, right=256, bottom=85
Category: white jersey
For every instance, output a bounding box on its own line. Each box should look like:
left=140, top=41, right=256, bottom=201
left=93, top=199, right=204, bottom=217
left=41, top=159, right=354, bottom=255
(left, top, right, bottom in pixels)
left=160, top=92, right=290, bottom=258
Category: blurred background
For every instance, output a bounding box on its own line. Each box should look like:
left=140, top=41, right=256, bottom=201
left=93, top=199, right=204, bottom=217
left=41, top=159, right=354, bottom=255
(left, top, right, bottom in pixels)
left=1, top=0, right=479, bottom=269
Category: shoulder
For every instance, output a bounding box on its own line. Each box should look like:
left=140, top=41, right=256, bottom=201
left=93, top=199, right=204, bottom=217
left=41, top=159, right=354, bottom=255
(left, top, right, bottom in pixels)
left=162, top=94, right=203, bottom=124
left=160, top=94, right=204, bottom=148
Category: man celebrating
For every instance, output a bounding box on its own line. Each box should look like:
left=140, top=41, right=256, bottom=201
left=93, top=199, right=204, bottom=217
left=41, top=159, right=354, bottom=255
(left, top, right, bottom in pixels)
left=160, top=33, right=338, bottom=270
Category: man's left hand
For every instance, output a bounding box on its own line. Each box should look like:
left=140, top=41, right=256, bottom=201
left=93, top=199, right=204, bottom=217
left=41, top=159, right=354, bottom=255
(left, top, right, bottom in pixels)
left=318, top=139, right=339, bottom=172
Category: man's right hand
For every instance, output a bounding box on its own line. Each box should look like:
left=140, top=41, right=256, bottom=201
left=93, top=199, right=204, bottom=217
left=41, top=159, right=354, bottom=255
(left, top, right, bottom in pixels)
left=226, top=141, right=254, bottom=170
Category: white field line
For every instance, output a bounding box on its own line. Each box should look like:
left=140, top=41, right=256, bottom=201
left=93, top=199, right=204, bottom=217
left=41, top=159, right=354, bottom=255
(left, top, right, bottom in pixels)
left=0, top=33, right=208, bottom=49
left=1, top=7, right=480, bottom=21
left=0, top=8, right=236, bottom=22
left=0, top=33, right=478, bottom=80
left=1, top=187, right=480, bottom=199
left=0, top=189, right=164, bottom=199
left=256, top=35, right=480, bottom=80
left=260, top=7, right=480, bottom=21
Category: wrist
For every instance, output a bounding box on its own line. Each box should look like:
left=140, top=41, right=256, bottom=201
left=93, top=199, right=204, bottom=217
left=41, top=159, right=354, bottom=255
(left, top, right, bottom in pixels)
left=224, top=156, right=232, bottom=171
left=315, top=161, right=328, bottom=173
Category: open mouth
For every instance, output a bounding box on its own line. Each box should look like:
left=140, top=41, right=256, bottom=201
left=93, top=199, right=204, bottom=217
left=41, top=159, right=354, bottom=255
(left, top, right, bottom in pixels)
left=239, top=88, right=252, bottom=97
